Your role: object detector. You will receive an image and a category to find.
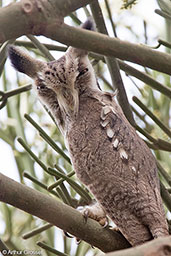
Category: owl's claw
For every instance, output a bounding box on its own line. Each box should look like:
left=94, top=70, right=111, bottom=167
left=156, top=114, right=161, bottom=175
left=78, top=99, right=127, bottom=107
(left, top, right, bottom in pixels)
left=112, top=226, right=119, bottom=232
left=77, top=202, right=108, bottom=227
left=82, top=208, right=90, bottom=222
left=100, top=217, right=109, bottom=228
left=110, top=226, right=122, bottom=235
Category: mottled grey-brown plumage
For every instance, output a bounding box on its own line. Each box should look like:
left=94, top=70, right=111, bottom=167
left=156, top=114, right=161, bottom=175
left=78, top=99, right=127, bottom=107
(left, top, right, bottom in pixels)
left=8, top=20, right=168, bottom=246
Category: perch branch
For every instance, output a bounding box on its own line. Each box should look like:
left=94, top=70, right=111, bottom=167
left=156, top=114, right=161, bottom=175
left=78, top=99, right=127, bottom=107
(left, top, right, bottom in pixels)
left=0, top=173, right=130, bottom=253
left=1, top=3, right=171, bottom=75
left=0, top=0, right=93, bottom=42
left=46, top=23, right=171, bottom=76
left=10, top=41, right=171, bottom=98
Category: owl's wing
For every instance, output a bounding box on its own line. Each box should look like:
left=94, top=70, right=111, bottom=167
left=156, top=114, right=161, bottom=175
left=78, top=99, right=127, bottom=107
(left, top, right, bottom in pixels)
left=98, top=93, right=159, bottom=189
left=98, top=95, right=168, bottom=236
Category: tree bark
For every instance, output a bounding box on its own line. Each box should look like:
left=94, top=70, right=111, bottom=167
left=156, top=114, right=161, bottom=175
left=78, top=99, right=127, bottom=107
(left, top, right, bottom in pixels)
left=104, top=236, right=171, bottom=256
left=1, top=1, right=171, bottom=75
left=44, top=23, right=171, bottom=76
left=0, top=173, right=130, bottom=253
left=0, top=0, right=93, bottom=42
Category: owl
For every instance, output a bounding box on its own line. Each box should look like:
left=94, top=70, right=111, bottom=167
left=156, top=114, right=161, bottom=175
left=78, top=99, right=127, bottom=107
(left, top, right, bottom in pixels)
left=8, top=20, right=169, bottom=246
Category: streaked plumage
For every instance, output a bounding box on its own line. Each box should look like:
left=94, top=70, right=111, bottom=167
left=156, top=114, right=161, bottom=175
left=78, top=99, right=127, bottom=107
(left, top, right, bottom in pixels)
left=8, top=20, right=168, bottom=246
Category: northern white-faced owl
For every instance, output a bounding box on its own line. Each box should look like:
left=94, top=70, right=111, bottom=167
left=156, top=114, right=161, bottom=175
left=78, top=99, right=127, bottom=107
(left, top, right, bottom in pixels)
left=8, top=20, right=169, bottom=246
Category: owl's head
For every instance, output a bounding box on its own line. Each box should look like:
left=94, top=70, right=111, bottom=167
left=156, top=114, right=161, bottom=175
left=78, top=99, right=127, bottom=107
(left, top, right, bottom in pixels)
left=8, top=20, right=98, bottom=117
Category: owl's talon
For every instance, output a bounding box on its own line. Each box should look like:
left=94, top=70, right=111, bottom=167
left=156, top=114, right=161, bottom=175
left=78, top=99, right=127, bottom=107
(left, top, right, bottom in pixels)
left=112, top=226, right=119, bottom=232
left=77, top=202, right=107, bottom=227
left=83, top=209, right=90, bottom=222
left=100, top=217, right=109, bottom=228
left=111, top=226, right=122, bottom=234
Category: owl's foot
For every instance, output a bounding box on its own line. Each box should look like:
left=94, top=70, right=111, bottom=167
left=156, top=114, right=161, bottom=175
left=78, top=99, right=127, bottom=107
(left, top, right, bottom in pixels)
left=77, top=202, right=108, bottom=227
left=111, top=226, right=122, bottom=234
left=64, top=202, right=108, bottom=244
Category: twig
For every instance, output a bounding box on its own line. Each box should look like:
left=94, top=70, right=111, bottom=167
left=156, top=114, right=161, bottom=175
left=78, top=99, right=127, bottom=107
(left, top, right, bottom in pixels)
left=37, top=241, right=69, bottom=256
left=17, top=137, right=48, bottom=171
left=133, top=96, right=171, bottom=138
left=160, top=181, right=171, bottom=212
left=118, top=61, right=171, bottom=98
left=48, top=167, right=92, bottom=204
left=104, top=0, right=117, bottom=37
left=69, top=13, right=81, bottom=25
left=0, top=84, right=32, bottom=110
left=14, top=40, right=67, bottom=52
left=48, top=170, right=75, bottom=191
left=155, top=9, right=171, bottom=21
left=157, top=162, right=171, bottom=187
left=26, top=35, right=54, bottom=61
left=135, top=126, right=171, bottom=152
left=83, top=6, right=91, bottom=17
left=54, top=166, right=74, bottom=206
left=56, top=186, right=70, bottom=205
left=0, top=39, right=15, bottom=76
left=90, top=53, right=171, bottom=99
left=22, top=223, right=53, bottom=239
left=24, top=114, right=71, bottom=164
left=131, top=105, right=149, bottom=126
left=23, top=171, right=59, bottom=197
left=158, top=39, right=171, bottom=49
left=97, top=73, right=113, bottom=91
left=121, top=0, right=137, bottom=10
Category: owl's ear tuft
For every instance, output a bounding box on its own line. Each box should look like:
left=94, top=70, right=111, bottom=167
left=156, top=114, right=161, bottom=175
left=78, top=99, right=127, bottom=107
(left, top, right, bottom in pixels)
left=81, top=18, right=95, bottom=31
left=66, top=18, right=95, bottom=58
left=8, top=45, right=45, bottom=78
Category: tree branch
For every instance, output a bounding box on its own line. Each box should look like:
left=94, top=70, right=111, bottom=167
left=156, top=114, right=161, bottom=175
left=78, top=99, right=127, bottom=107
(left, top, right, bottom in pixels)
left=103, top=236, right=171, bottom=256
left=0, top=0, right=93, bottom=42
left=0, top=173, right=130, bottom=253
left=45, top=23, right=171, bottom=76
left=11, top=41, right=171, bottom=98
left=1, top=2, right=171, bottom=75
